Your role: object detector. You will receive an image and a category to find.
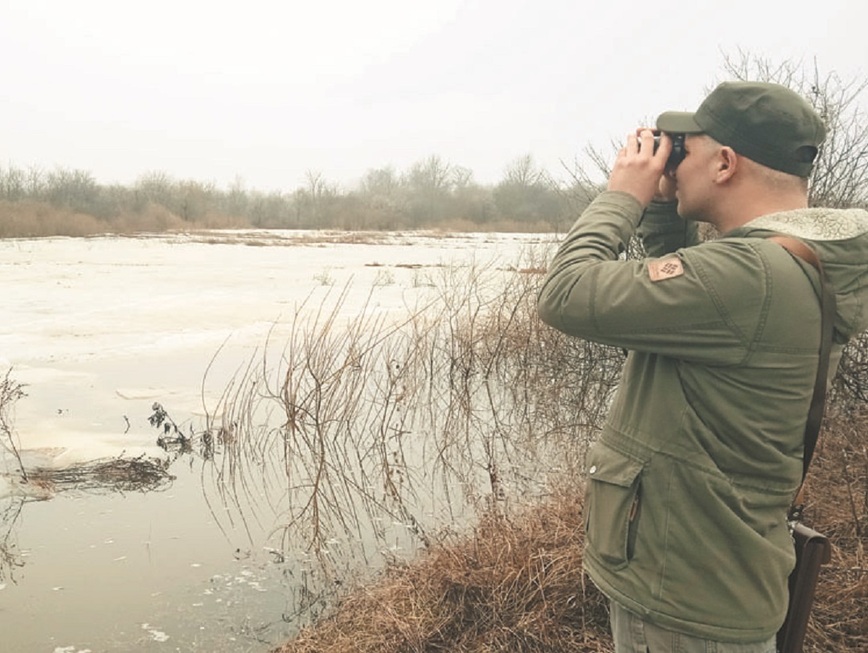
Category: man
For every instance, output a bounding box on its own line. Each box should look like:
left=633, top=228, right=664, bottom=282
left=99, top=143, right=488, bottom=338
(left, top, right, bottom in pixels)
left=537, top=81, right=868, bottom=651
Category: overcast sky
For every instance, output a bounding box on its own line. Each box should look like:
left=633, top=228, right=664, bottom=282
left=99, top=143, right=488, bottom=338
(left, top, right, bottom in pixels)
left=1, top=0, right=865, bottom=192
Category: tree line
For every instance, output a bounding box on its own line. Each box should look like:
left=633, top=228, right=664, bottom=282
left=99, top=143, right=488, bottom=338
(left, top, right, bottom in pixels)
left=0, top=153, right=596, bottom=238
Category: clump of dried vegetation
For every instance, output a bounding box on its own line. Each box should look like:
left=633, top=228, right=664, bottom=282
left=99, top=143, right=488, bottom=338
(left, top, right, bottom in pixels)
left=1, top=371, right=172, bottom=499
left=275, top=486, right=611, bottom=653
left=22, top=454, right=173, bottom=495
left=189, top=251, right=622, bottom=649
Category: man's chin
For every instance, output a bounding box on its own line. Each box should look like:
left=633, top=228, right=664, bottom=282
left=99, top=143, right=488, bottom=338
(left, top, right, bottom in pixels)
left=675, top=204, right=706, bottom=224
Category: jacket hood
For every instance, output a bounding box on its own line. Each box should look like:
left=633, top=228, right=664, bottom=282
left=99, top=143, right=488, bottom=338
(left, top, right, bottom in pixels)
left=737, top=207, right=868, bottom=340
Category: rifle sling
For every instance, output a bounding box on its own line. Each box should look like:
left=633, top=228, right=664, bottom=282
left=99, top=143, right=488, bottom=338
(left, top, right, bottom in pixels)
left=767, top=235, right=837, bottom=498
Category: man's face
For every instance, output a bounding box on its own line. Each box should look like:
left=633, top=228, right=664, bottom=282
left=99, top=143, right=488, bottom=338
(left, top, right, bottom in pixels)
left=673, top=134, right=718, bottom=223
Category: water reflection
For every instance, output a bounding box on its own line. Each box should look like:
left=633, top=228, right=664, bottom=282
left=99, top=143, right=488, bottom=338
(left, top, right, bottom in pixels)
left=0, top=497, right=24, bottom=583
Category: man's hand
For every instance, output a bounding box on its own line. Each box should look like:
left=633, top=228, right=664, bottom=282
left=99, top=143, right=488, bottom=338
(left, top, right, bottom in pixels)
left=607, top=129, right=671, bottom=207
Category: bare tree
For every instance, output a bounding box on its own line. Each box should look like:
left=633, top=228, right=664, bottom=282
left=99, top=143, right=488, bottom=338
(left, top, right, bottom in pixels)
left=404, top=155, right=456, bottom=224
left=0, top=165, right=27, bottom=201
left=503, top=154, right=544, bottom=187
left=45, top=167, right=99, bottom=213
left=293, top=170, right=338, bottom=227
left=494, top=155, right=566, bottom=229
left=359, top=166, right=401, bottom=198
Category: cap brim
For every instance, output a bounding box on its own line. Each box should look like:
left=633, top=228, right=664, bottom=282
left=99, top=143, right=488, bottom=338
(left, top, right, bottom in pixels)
left=656, top=111, right=703, bottom=134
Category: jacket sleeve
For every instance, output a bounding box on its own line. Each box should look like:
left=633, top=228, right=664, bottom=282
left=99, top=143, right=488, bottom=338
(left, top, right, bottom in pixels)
left=537, top=191, right=768, bottom=364
left=637, top=200, right=700, bottom=256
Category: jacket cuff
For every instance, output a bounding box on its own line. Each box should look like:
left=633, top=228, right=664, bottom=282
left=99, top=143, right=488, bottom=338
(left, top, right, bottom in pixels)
left=641, top=200, right=681, bottom=230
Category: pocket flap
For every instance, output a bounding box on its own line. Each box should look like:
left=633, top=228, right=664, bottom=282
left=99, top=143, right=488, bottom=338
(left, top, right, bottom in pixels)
left=587, top=444, right=643, bottom=487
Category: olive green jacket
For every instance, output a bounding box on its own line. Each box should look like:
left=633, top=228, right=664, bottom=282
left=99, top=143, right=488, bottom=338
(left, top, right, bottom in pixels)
left=537, top=190, right=868, bottom=642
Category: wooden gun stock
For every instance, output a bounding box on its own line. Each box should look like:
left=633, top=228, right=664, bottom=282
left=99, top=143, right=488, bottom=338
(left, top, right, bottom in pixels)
left=776, top=523, right=832, bottom=653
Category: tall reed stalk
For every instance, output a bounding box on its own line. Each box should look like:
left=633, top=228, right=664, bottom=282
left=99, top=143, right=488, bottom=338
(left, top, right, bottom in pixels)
left=202, top=252, right=623, bottom=570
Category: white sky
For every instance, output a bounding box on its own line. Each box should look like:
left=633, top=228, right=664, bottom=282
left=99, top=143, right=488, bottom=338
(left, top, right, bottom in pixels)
left=1, top=0, right=866, bottom=192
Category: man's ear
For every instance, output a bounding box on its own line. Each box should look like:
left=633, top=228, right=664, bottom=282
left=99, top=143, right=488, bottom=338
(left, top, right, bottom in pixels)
left=715, top=147, right=738, bottom=183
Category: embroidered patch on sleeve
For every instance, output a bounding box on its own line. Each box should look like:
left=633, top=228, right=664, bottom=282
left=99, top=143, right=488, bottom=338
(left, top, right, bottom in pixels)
left=647, top=256, right=684, bottom=282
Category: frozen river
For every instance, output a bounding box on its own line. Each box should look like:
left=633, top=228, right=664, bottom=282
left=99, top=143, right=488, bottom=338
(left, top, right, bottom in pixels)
left=0, top=229, right=552, bottom=652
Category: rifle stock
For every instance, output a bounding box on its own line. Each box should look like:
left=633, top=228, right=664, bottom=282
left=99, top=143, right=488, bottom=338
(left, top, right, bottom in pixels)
left=776, top=523, right=832, bottom=653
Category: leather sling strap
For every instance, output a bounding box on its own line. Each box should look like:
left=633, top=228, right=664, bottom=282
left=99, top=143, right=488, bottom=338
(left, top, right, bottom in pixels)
left=767, top=235, right=837, bottom=511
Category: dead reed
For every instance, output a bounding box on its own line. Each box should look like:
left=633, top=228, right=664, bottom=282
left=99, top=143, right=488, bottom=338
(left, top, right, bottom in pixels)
left=0, top=370, right=27, bottom=481
left=200, top=250, right=622, bottom=575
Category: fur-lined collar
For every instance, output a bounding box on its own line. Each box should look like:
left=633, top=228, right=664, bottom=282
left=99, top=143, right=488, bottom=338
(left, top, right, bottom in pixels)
left=744, top=207, right=868, bottom=241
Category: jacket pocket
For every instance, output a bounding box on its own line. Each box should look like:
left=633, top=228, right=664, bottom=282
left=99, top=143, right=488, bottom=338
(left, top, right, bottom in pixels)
left=584, top=443, right=644, bottom=569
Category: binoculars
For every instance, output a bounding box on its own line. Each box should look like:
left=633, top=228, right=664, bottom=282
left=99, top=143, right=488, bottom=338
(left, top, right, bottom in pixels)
left=652, top=133, right=686, bottom=169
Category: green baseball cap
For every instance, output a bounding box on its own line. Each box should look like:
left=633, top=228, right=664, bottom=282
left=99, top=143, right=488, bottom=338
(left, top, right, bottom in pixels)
left=656, top=81, right=826, bottom=178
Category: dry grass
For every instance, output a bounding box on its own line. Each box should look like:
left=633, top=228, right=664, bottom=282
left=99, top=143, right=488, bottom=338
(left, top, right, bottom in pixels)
left=432, top=217, right=554, bottom=234
left=0, top=199, right=251, bottom=237
left=800, top=407, right=868, bottom=652
left=0, top=199, right=104, bottom=237
left=275, top=485, right=612, bottom=653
